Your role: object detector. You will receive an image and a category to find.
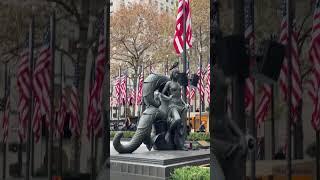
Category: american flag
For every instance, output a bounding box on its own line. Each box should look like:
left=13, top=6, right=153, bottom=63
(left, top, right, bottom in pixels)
left=120, top=75, right=127, bottom=105
left=197, top=65, right=204, bottom=102
left=205, top=61, right=210, bottom=103
left=2, top=93, right=10, bottom=143
left=70, top=85, right=80, bottom=137
left=87, top=16, right=106, bottom=138
left=173, top=0, right=192, bottom=54
left=56, top=68, right=67, bottom=137
left=136, top=70, right=144, bottom=105
left=244, top=0, right=255, bottom=113
left=128, top=89, right=135, bottom=105
left=279, top=0, right=302, bottom=123
left=17, top=36, right=30, bottom=142
left=309, top=0, right=320, bottom=131
left=256, top=85, right=272, bottom=125
left=33, top=29, right=52, bottom=142
left=114, top=76, right=121, bottom=105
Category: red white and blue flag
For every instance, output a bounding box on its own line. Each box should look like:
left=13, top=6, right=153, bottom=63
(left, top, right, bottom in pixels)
left=87, top=16, right=106, bottom=138
left=17, top=36, right=30, bottom=142
left=205, top=61, right=210, bottom=103
left=56, top=68, right=67, bottom=137
left=70, top=85, right=80, bottom=137
left=173, top=0, right=192, bottom=54
left=197, top=65, right=204, bottom=102
left=2, top=93, right=10, bottom=143
left=279, top=0, right=302, bottom=123
left=309, top=0, right=320, bottom=131
left=33, top=29, right=52, bottom=142
left=136, top=70, right=144, bottom=105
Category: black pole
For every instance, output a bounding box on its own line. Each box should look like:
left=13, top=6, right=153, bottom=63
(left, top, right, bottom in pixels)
left=48, top=10, right=56, bottom=180
left=286, top=0, right=293, bottom=179
left=90, top=127, right=95, bottom=180
left=102, top=4, right=110, bottom=166
left=59, top=53, right=64, bottom=177
left=271, top=85, right=275, bottom=159
left=18, top=141, right=22, bottom=177
left=117, top=67, right=121, bottom=130
left=182, top=0, right=187, bottom=102
left=26, top=15, right=34, bottom=180
left=316, top=131, right=319, bottom=180
left=2, top=62, right=8, bottom=180
left=199, top=55, right=202, bottom=128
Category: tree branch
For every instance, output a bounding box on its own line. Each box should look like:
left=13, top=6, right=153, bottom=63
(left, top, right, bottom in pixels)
left=47, top=0, right=81, bottom=26
left=55, top=46, right=77, bottom=63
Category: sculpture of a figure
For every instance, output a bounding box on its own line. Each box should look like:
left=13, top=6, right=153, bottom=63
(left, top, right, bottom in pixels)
left=154, top=69, right=189, bottom=150
left=113, top=70, right=188, bottom=153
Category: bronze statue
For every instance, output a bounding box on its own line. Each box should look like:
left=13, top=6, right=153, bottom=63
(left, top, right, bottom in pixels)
left=113, top=70, right=188, bottom=153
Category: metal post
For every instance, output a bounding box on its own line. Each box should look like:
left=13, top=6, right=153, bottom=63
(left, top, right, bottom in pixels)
left=135, top=66, right=141, bottom=117
left=199, top=56, right=202, bottom=128
left=48, top=11, right=56, bottom=180
left=117, top=67, right=121, bottom=130
left=182, top=0, right=187, bottom=102
left=26, top=16, right=34, bottom=180
left=102, top=4, right=111, bottom=166
left=271, top=85, right=275, bottom=159
left=59, top=53, right=63, bottom=177
left=316, top=131, right=320, bottom=180
left=286, top=0, right=293, bottom=179
left=90, top=128, right=95, bottom=180
left=2, top=62, right=8, bottom=180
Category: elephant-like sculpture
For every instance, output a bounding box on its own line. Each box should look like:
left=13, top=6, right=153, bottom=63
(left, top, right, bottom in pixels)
left=113, top=71, right=188, bottom=153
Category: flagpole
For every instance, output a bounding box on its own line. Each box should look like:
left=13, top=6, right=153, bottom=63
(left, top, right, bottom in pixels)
left=135, top=66, right=141, bottom=117
left=271, top=84, right=275, bottom=159
left=48, top=10, right=56, bottom=180
left=199, top=56, right=202, bottom=129
left=2, top=61, right=8, bottom=180
left=245, top=0, right=256, bottom=179
left=316, top=131, right=319, bottom=180
left=125, top=71, right=128, bottom=119
left=59, top=53, right=63, bottom=177
left=141, top=65, right=145, bottom=115
left=26, top=15, right=34, bottom=180
left=182, top=0, right=187, bottom=103
left=286, top=0, right=293, bottom=179
left=117, top=67, right=121, bottom=130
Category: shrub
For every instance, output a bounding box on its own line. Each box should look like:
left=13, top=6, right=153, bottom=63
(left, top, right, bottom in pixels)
left=187, top=132, right=210, bottom=142
left=170, top=166, right=209, bottom=180
left=110, top=131, right=135, bottom=139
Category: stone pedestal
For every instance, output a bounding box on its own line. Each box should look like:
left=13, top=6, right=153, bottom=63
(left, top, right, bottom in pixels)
left=110, top=149, right=210, bottom=180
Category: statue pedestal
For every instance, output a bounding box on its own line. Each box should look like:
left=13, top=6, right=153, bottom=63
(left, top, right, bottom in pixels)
left=110, top=149, right=210, bottom=180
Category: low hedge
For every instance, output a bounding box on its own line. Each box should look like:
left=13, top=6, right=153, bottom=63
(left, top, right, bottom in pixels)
left=110, top=131, right=210, bottom=142
left=187, top=132, right=210, bottom=142
left=170, top=166, right=209, bottom=180
left=110, top=131, right=135, bottom=139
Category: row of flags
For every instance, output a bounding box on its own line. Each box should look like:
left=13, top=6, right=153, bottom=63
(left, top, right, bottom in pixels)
left=2, top=13, right=108, bottom=143
left=16, top=28, right=81, bottom=143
